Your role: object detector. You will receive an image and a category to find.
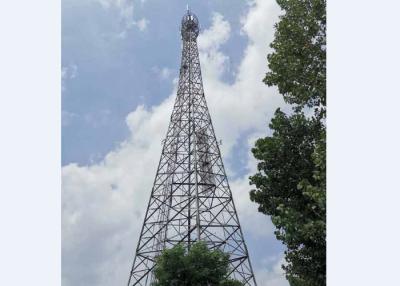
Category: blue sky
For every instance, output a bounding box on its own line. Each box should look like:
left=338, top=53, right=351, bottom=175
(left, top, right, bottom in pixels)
left=62, top=1, right=289, bottom=285
left=62, top=0, right=248, bottom=165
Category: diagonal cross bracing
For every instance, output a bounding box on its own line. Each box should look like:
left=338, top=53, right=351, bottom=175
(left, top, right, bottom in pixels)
left=127, top=10, right=257, bottom=286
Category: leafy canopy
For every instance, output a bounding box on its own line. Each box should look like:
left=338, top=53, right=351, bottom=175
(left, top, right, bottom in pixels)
left=250, top=110, right=325, bottom=286
left=249, top=0, right=326, bottom=285
left=265, top=0, right=326, bottom=116
left=152, top=241, right=244, bottom=286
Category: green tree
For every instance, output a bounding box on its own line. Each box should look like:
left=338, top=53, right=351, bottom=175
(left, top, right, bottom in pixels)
left=152, top=241, right=244, bottom=286
left=265, top=0, right=326, bottom=116
left=249, top=0, right=326, bottom=285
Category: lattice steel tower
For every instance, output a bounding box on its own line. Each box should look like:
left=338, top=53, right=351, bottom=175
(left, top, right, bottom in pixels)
left=127, top=9, right=257, bottom=286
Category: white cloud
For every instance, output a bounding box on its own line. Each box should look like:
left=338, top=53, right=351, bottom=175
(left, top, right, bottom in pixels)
left=135, top=17, right=149, bottom=31
left=62, top=64, right=78, bottom=92
left=62, top=64, right=78, bottom=79
left=84, top=109, right=112, bottom=128
left=255, top=255, right=289, bottom=286
left=97, top=0, right=134, bottom=22
left=62, top=1, right=288, bottom=285
left=198, top=12, right=231, bottom=51
left=96, top=0, right=148, bottom=33
left=152, top=66, right=173, bottom=80
left=160, top=67, right=171, bottom=78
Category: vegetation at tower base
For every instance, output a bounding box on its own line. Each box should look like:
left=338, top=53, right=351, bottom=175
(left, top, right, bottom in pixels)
left=152, top=241, right=244, bottom=286
left=249, top=0, right=326, bottom=286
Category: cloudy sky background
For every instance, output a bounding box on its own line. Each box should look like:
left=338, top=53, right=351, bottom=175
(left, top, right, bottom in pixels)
left=62, top=0, right=290, bottom=285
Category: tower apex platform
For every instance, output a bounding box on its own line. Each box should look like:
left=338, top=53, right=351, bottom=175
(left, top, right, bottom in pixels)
left=181, top=10, right=199, bottom=41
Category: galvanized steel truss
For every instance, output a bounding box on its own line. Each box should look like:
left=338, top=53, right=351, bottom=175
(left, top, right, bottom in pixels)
left=127, top=10, right=257, bottom=286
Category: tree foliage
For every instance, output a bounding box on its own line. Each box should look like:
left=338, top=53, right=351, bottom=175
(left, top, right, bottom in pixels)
left=265, top=0, right=326, bottom=116
left=249, top=0, right=326, bottom=285
left=152, top=241, right=244, bottom=286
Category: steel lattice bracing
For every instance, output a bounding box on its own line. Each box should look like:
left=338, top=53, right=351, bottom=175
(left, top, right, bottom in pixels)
left=127, top=10, right=257, bottom=286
